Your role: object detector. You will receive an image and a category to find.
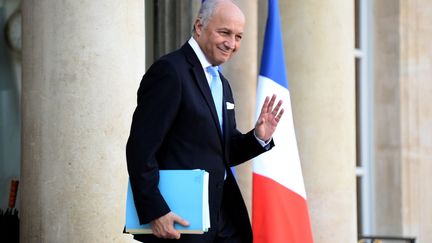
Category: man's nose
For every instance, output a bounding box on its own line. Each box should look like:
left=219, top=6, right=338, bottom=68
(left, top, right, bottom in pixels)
left=224, top=36, right=236, bottom=49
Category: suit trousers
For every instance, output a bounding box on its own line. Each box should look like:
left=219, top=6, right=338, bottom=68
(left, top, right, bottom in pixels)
left=214, top=195, right=245, bottom=243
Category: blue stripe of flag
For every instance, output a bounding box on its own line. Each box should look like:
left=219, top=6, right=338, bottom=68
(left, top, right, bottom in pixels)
left=260, top=0, right=289, bottom=90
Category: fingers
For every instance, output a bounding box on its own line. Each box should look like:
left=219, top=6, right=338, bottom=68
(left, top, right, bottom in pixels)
left=259, top=96, right=270, bottom=117
left=255, top=94, right=284, bottom=141
left=153, top=226, right=180, bottom=239
left=262, top=95, right=277, bottom=114
left=151, top=212, right=187, bottom=239
left=152, top=222, right=180, bottom=239
left=260, top=94, right=283, bottom=119
left=172, top=214, right=189, bottom=227
left=272, top=99, right=283, bottom=117
left=267, top=94, right=277, bottom=112
left=275, top=108, right=284, bottom=122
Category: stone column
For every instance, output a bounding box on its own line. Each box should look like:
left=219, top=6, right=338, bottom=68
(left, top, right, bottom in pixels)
left=373, top=1, right=432, bottom=241
left=21, top=1, right=144, bottom=242
left=222, top=0, right=258, bottom=218
left=399, top=0, right=432, bottom=241
left=279, top=0, right=357, bottom=242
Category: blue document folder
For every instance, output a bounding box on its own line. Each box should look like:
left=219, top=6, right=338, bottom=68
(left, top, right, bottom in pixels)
left=125, top=170, right=210, bottom=234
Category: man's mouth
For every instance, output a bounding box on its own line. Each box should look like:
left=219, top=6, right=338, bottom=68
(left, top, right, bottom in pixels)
left=218, top=47, right=231, bottom=56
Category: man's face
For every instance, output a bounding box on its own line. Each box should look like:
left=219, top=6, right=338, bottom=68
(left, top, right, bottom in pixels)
left=195, top=3, right=245, bottom=66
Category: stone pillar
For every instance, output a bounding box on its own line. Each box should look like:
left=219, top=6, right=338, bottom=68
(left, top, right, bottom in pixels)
left=279, top=0, right=357, bottom=242
left=373, top=1, right=432, bottom=241
left=399, top=0, right=432, bottom=241
left=222, top=0, right=258, bottom=218
left=21, top=1, right=144, bottom=242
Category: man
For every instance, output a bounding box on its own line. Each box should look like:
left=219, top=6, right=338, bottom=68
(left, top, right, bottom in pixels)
left=126, top=0, right=284, bottom=242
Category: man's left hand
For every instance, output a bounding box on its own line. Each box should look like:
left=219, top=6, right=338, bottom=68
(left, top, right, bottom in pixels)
left=255, top=94, right=284, bottom=142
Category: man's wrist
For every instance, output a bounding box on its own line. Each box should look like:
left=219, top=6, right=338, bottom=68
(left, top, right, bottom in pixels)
left=254, top=131, right=272, bottom=149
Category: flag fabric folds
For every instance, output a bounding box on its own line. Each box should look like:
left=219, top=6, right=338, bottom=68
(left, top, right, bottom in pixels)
left=252, top=0, right=313, bottom=242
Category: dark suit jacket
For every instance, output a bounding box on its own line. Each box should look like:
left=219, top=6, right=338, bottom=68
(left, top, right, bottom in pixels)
left=126, top=43, right=273, bottom=243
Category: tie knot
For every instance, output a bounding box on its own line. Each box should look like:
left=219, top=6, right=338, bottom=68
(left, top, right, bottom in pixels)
left=207, top=66, right=219, bottom=78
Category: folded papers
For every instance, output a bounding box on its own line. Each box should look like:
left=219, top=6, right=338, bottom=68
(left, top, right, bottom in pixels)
left=125, top=169, right=210, bottom=234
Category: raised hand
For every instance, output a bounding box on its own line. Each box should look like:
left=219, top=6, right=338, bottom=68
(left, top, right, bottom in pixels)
left=255, top=94, right=284, bottom=142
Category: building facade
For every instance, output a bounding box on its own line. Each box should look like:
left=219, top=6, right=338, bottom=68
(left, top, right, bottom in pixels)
left=0, top=0, right=431, bottom=242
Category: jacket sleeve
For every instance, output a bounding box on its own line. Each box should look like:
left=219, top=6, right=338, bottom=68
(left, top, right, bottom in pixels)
left=221, top=77, right=275, bottom=166
left=126, top=60, right=181, bottom=224
left=228, top=129, right=275, bottom=166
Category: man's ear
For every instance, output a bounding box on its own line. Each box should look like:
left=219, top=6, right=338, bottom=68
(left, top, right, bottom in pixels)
left=194, top=18, right=203, bottom=36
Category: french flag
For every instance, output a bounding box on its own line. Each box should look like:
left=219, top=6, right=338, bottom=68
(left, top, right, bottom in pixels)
left=252, top=0, right=314, bottom=242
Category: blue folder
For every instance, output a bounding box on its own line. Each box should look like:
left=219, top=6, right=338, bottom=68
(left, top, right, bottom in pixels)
left=125, top=170, right=210, bottom=234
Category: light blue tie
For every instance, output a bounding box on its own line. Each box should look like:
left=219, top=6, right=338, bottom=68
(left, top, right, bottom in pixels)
left=207, top=66, right=223, bottom=131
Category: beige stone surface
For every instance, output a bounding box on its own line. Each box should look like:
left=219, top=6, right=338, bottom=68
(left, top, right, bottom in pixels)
left=20, top=1, right=144, bottom=242
left=279, top=0, right=357, bottom=242
left=399, top=0, right=432, bottom=241
left=373, top=0, right=432, bottom=242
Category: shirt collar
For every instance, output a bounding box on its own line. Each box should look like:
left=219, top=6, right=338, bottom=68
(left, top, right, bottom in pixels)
left=188, top=37, right=213, bottom=69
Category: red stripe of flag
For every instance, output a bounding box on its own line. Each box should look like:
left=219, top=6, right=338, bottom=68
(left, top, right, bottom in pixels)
left=253, top=174, right=313, bottom=243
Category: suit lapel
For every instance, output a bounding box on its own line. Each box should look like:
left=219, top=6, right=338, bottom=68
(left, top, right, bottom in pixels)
left=182, top=44, right=224, bottom=142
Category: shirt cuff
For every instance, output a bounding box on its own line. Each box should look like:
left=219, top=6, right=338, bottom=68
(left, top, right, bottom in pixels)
left=254, top=131, right=272, bottom=150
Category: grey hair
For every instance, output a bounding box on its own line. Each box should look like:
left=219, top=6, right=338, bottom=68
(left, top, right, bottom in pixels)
left=197, top=0, right=219, bottom=29
left=193, top=0, right=237, bottom=32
